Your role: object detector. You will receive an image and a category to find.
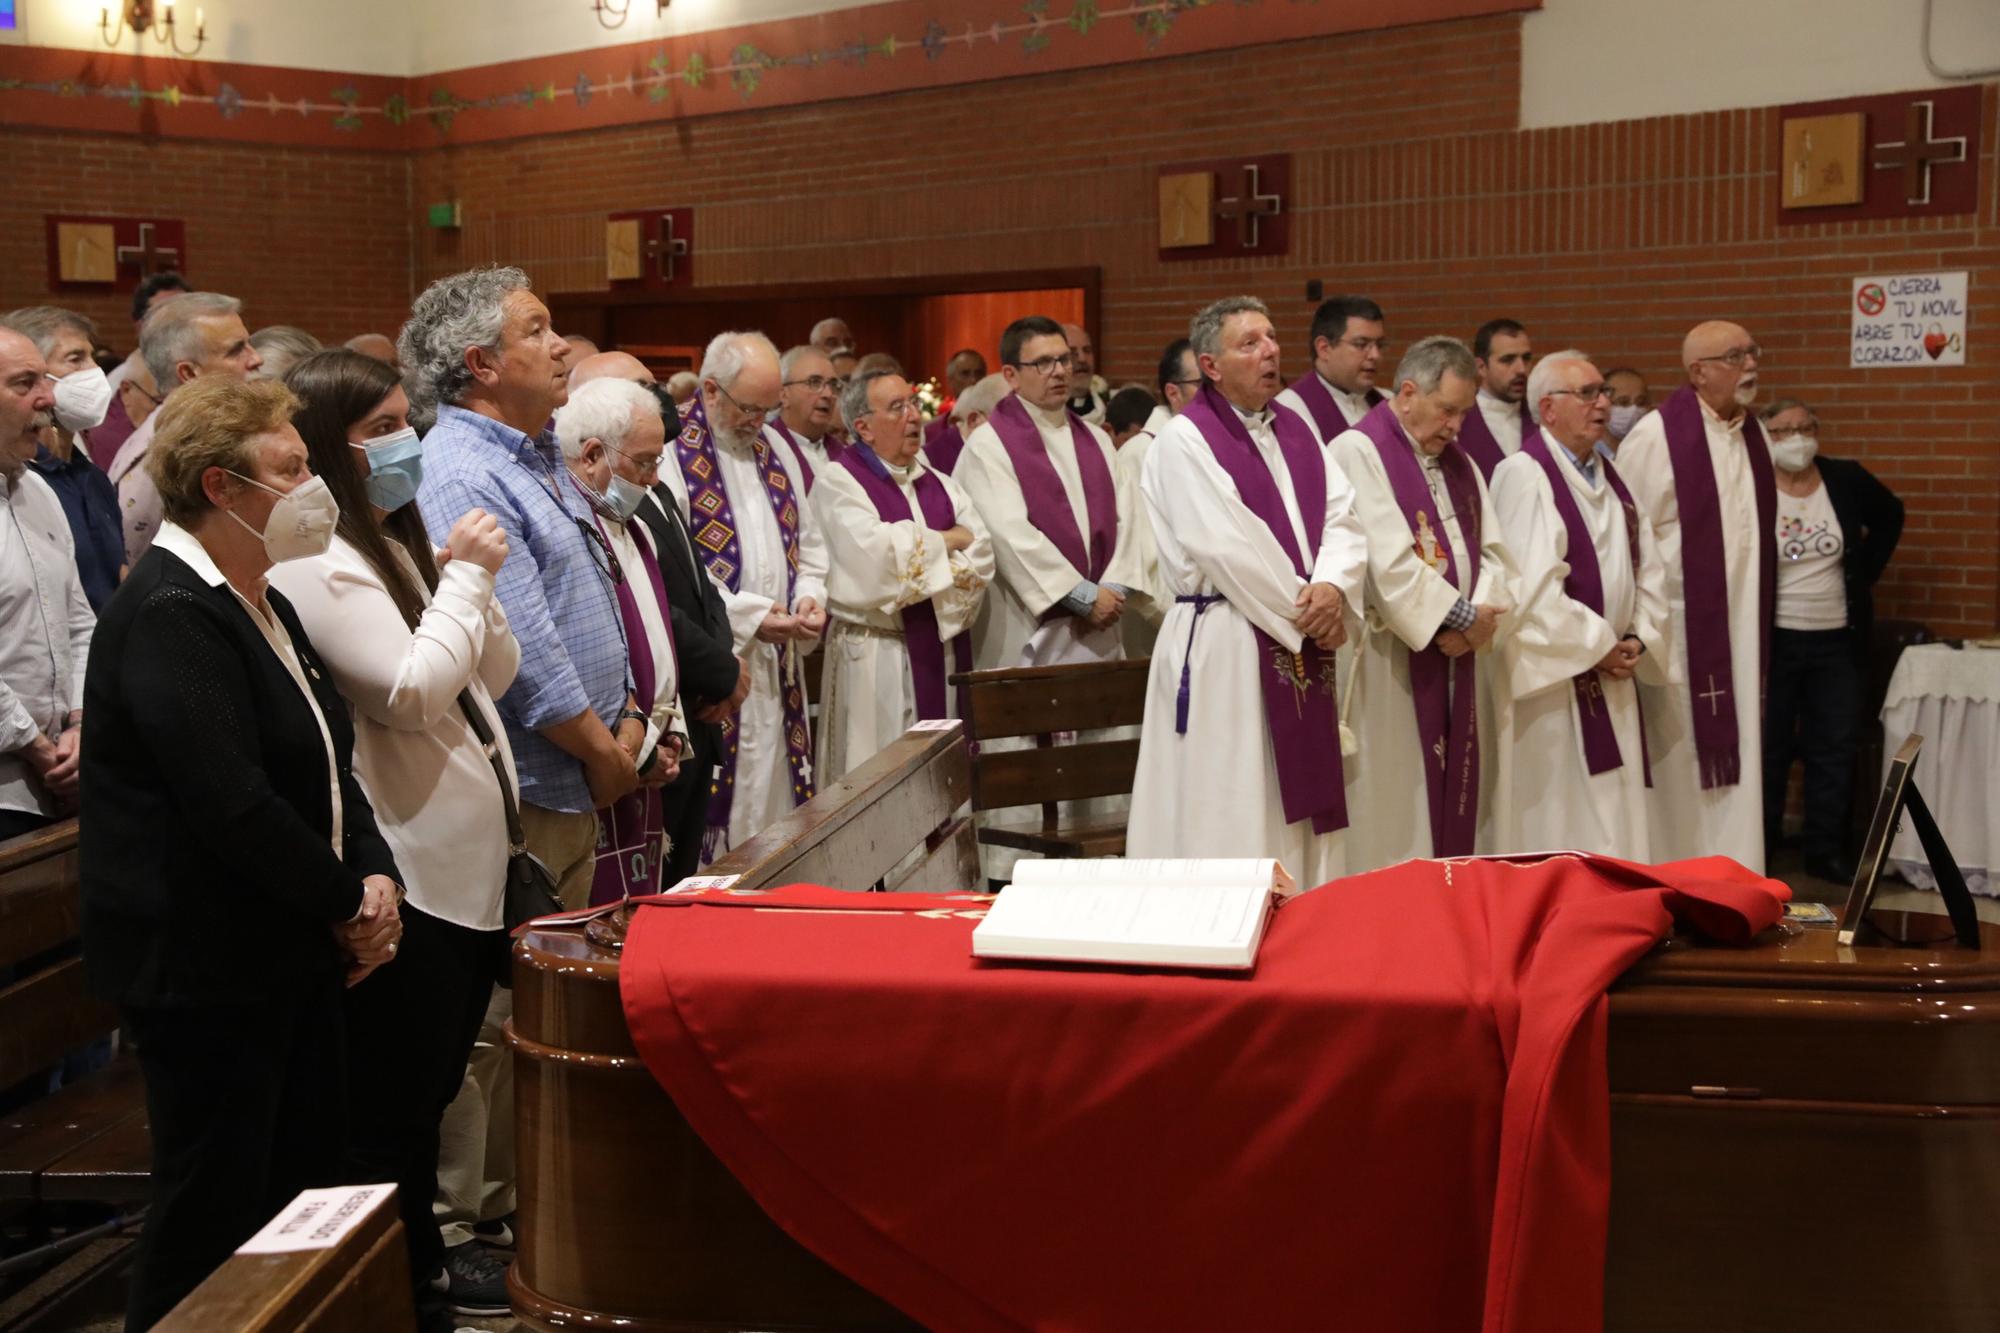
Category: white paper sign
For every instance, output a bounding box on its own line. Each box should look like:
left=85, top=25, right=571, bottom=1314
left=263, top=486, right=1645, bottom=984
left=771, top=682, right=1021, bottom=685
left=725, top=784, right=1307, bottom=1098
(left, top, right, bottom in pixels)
left=1850, top=271, right=1967, bottom=367
left=236, top=1185, right=392, bottom=1255
left=665, top=873, right=741, bottom=894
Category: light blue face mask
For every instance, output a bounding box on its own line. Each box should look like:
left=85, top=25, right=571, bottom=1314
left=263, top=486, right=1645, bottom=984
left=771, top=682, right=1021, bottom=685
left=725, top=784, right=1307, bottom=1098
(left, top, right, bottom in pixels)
left=350, top=426, right=423, bottom=512
left=605, top=473, right=649, bottom=523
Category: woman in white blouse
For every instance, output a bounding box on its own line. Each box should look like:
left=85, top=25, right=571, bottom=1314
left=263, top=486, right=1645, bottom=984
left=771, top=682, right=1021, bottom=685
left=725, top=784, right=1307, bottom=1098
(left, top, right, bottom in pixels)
left=271, top=349, right=520, bottom=1332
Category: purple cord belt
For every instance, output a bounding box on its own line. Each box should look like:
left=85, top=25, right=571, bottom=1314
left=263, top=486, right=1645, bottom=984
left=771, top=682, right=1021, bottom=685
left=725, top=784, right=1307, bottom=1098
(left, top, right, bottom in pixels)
left=1174, top=593, right=1225, bottom=734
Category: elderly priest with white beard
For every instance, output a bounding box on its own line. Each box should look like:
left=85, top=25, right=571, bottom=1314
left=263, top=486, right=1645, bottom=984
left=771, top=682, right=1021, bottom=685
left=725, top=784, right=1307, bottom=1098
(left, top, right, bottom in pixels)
left=668, top=330, right=829, bottom=858
left=1489, top=351, right=1672, bottom=861
left=1127, top=298, right=1366, bottom=884
left=812, top=369, right=993, bottom=784
left=1331, top=336, right=1515, bottom=872
left=1615, top=321, right=1776, bottom=871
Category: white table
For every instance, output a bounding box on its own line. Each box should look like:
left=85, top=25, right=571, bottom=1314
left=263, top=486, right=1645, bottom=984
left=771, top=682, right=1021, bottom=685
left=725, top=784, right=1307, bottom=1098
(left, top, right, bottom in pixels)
left=1879, top=642, right=2000, bottom=895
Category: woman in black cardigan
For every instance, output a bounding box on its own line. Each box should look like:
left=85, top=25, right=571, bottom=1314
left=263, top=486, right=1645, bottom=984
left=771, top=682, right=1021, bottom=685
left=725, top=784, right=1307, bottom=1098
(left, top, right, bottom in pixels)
left=79, top=376, right=404, bottom=1331
left=1758, top=397, right=1905, bottom=883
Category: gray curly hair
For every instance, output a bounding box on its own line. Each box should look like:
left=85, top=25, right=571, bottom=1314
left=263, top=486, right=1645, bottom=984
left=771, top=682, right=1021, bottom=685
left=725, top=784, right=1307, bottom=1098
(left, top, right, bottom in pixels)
left=397, top=266, right=529, bottom=430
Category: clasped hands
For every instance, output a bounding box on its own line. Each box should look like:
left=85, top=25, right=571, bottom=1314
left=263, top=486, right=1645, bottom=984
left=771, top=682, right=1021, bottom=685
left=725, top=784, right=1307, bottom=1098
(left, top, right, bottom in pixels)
left=756, top=596, right=828, bottom=645
left=23, top=720, right=82, bottom=813
left=1293, top=583, right=1347, bottom=651
left=1435, top=604, right=1507, bottom=659
left=337, top=874, right=403, bottom=987
left=1594, top=635, right=1645, bottom=680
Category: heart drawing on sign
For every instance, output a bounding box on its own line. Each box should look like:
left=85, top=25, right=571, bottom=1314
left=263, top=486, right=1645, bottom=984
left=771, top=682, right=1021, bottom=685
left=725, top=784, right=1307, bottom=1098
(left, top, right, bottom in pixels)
left=1923, top=324, right=1949, bottom=359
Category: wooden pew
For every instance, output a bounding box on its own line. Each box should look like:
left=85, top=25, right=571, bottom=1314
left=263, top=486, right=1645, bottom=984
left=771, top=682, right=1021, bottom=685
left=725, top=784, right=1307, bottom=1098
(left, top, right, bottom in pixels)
left=0, top=819, right=153, bottom=1207
left=154, top=1184, right=415, bottom=1333
left=951, top=657, right=1149, bottom=860
left=510, top=726, right=2000, bottom=1333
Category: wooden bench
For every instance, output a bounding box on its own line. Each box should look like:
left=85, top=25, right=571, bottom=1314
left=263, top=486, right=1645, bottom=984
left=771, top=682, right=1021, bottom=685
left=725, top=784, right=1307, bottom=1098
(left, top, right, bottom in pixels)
left=950, top=657, right=1150, bottom=861
left=0, top=818, right=153, bottom=1207
left=154, top=1184, right=415, bottom=1332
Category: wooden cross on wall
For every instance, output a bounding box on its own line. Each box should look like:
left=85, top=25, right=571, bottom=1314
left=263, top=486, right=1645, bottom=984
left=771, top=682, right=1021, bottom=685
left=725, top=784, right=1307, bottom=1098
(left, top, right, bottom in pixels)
left=645, top=213, right=690, bottom=281
left=1213, top=164, right=1282, bottom=248
left=116, top=222, right=181, bottom=277
left=1872, top=99, right=1968, bottom=206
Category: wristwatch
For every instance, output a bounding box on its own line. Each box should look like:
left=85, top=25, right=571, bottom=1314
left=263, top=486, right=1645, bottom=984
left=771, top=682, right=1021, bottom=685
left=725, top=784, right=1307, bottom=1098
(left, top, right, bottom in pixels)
left=618, top=708, right=649, bottom=727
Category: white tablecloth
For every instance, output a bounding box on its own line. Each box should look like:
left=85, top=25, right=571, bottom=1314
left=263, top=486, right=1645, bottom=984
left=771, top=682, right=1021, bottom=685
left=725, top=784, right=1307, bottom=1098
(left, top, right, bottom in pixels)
left=1879, top=643, right=2000, bottom=895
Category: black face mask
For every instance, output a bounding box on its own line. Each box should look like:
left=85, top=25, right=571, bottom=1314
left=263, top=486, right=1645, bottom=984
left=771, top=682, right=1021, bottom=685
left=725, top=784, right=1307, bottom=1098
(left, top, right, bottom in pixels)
left=647, top=382, right=682, bottom=437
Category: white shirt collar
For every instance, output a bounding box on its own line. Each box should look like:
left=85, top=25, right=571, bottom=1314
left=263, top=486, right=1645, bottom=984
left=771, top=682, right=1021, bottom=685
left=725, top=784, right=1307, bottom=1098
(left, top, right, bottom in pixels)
left=153, top=521, right=236, bottom=590
left=1024, top=398, right=1070, bottom=430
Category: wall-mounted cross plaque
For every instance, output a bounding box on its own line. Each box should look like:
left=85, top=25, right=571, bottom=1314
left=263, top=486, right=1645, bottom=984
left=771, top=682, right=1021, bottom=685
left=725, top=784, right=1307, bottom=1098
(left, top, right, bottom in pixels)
left=1872, top=99, right=1967, bottom=207
left=1156, top=154, right=1291, bottom=262
left=1776, top=86, right=1980, bottom=225
left=43, top=216, right=188, bottom=292
left=606, top=207, right=695, bottom=291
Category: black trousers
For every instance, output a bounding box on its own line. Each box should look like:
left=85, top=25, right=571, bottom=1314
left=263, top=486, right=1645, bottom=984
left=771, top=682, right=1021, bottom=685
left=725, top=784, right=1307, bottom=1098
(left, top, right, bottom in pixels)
left=661, top=724, right=718, bottom=882
left=124, top=982, right=348, bottom=1331
left=0, top=807, right=53, bottom=841
left=342, top=903, right=508, bottom=1333
left=1762, top=626, right=1865, bottom=865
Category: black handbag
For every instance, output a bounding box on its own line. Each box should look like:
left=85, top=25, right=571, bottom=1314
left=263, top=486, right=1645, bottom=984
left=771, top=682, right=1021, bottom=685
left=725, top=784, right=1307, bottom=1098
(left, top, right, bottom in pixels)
left=457, top=689, right=564, bottom=931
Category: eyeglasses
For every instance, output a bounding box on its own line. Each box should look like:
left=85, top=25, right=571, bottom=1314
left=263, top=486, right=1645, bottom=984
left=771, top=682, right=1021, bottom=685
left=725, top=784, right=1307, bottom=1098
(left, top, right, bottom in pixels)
left=1693, top=344, right=1761, bottom=368
left=1546, top=384, right=1615, bottom=402
left=1011, top=354, right=1074, bottom=376
left=573, top=517, right=626, bottom=586
left=1764, top=423, right=1816, bottom=441
left=783, top=375, right=845, bottom=395
left=606, top=441, right=662, bottom=480
left=1339, top=336, right=1390, bottom=353
left=866, top=397, right=921, bottom=419
left=715, top=382, right=781, bottom=419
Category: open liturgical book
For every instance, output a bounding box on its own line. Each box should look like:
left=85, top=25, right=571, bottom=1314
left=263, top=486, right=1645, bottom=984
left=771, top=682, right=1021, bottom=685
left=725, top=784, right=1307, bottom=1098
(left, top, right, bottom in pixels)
left=972, top=859, right=1297, bottom=971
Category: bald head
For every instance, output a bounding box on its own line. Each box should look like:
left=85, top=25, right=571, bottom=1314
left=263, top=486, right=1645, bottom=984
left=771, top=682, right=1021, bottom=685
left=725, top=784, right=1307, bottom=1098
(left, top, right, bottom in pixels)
left=344, top=333, right=400, bottom=368
left=1680, top=319, right=1761, bottom=417
left=1060, top=322, right=1095, bottom=377
left=809, top=318, right=852, bottom=355
left=564, top=334, right=601, bottom=361
left=570, top=350, right=654, bottom=388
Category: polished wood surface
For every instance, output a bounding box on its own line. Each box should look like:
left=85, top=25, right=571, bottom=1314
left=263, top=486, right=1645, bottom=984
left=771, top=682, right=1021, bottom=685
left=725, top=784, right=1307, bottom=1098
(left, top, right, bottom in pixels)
left=513, top=757, right=2000, bottom=1330
left=155, top=1185, right=415, bottom=1333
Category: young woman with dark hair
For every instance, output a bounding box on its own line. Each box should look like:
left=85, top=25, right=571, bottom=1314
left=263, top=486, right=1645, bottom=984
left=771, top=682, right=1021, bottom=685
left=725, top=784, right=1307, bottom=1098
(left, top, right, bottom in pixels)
left=270, top=347, right=523, bottom=1329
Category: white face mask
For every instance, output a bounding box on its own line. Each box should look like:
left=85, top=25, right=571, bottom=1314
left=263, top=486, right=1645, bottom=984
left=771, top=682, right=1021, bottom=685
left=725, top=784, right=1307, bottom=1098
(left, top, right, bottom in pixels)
left=225, top=471, right=339, bottom=562
left=1605, top=403, right=1645, bottom=440
left=1769, top=434, right=1818, bottom=473
left=49, top=367, right=113, bottom=434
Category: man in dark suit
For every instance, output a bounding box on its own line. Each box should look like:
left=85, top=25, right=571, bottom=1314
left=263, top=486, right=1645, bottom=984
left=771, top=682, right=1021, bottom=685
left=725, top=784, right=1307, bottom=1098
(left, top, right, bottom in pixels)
left=570, top=352, right=747, bottom=878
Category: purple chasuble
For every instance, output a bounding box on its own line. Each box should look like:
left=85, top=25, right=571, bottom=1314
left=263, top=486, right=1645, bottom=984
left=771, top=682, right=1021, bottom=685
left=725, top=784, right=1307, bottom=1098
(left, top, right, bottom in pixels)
left=1355, top=401, right=1483, bottom=856
left=1455, top=396, right=1535, bottom=481
left=1517, top=433, right=1651, bottom=785
left=1181, top=385, right=1348, bottom=834
left=1656, top=384, right=1777, bottom=789
left=1286, top=371, right=1382, bottom=443
left=986, top=393, right=1118, bottom=588
left=924, top=417, right=966, bottom=475
left=831, top=445, right=975, bottom=723
left=673, top=396, right=817, bottom=854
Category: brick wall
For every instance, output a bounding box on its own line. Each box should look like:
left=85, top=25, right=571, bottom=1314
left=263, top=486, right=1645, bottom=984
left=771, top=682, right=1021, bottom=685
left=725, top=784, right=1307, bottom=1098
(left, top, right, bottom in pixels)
left=0, top=130, right=413, bottom=348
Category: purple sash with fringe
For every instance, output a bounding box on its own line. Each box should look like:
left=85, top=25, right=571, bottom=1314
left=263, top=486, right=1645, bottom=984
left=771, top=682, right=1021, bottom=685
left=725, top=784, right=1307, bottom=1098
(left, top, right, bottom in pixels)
left=832, top=445, right=974, bottom=722
left=1657, top=384, right=1777, bottom=789
left=1456, top=396, right=1534, bottom=480
left=1286, top=371, right=1381, bottom=442
left=1518, top=433, right=1651, bottom=784
left=987, top=393, right=1117, bottom=587
left=673, top=396, right=817, bottom=854
left=1181, top=385, right=1347, bottom=833
left=1356, top=401, right=1482, bottom=856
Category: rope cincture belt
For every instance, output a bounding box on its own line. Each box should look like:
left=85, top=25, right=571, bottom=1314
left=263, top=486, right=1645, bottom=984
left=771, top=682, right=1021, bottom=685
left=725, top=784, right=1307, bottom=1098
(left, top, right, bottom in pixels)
left=1174, top=593, right=1225, bottom=734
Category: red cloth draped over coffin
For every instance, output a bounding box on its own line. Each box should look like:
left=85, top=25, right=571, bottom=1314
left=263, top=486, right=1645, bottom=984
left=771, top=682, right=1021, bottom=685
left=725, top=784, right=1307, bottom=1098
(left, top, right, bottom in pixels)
left=618, top=854, right=1788, bottom=1333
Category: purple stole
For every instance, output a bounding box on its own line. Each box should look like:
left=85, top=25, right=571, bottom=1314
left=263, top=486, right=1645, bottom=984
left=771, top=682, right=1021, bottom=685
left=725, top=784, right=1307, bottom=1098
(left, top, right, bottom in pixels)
left=831, top=445, right=975, bottom=723
left=673, top=396, right=817, bottom=849
left=1657, top=385, right=1777, bottom=789
left=1517, top=433, right=1651, bottom=785
left=987, top=393, right=1118, bottom=590
left=924, top=417, right=966, bottom=475
left=1286, top=371, right=1381, bottom=443
left=1355, top=401, right=1483, bottom=856
left=583, top=507, right=680, bottom=906
left=1455, top=396, right=1535, bottom=481
left=769, top=417, right=843, bottom=494
left=1181, top=385, right=1348, bottom=834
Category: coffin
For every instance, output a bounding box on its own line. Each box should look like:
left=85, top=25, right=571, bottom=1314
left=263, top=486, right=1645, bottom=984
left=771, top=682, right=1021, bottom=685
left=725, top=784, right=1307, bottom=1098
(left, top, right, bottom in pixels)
left=507, top=731, right=2000, bottom=1332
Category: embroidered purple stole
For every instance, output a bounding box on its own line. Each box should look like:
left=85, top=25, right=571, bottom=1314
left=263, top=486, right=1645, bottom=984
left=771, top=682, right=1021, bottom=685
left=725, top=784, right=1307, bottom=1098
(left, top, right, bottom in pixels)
left=1182, top=385, right=1348, bottom=834
left=1518, top=432, right=1651, bottom=785
left=1657, top=384, right=1777, bottom=789
left=1355, top=401, right=1483, bottom=856
left=673, top=396, right=817, bottom=848
left=1286, top=371, right=1381, bottom=443
left=832, top=445, right=975, bottom=723
left=987, top=393, right=1118, bottom=589
left=924, top=417, right=966, bottom=475
left=1455, top=396, right=1534, bottom=480
left=769, top=418, right=827, bottom=494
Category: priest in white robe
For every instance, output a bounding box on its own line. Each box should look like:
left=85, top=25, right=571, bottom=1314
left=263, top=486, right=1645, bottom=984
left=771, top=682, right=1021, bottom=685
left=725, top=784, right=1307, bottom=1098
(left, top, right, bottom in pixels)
left=1616, top=321, right=1775, bottom=871
left=1455, top=318, right=1536, bottom=479
left=764, top=344, right=844, bottom=492
left=1272, top=294, right=1389, bottom=448
left=1112, top=338, right=1201, bottom=659
left=666, top=330, right=829, bottom=858
left=813, top=369, right=993, bottom=783
left=1128, top=297, right=1366, bottom=885
left=1489, top=351, right=1673, bottom=861
left=1330, top=335, right=1516, bottom=872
